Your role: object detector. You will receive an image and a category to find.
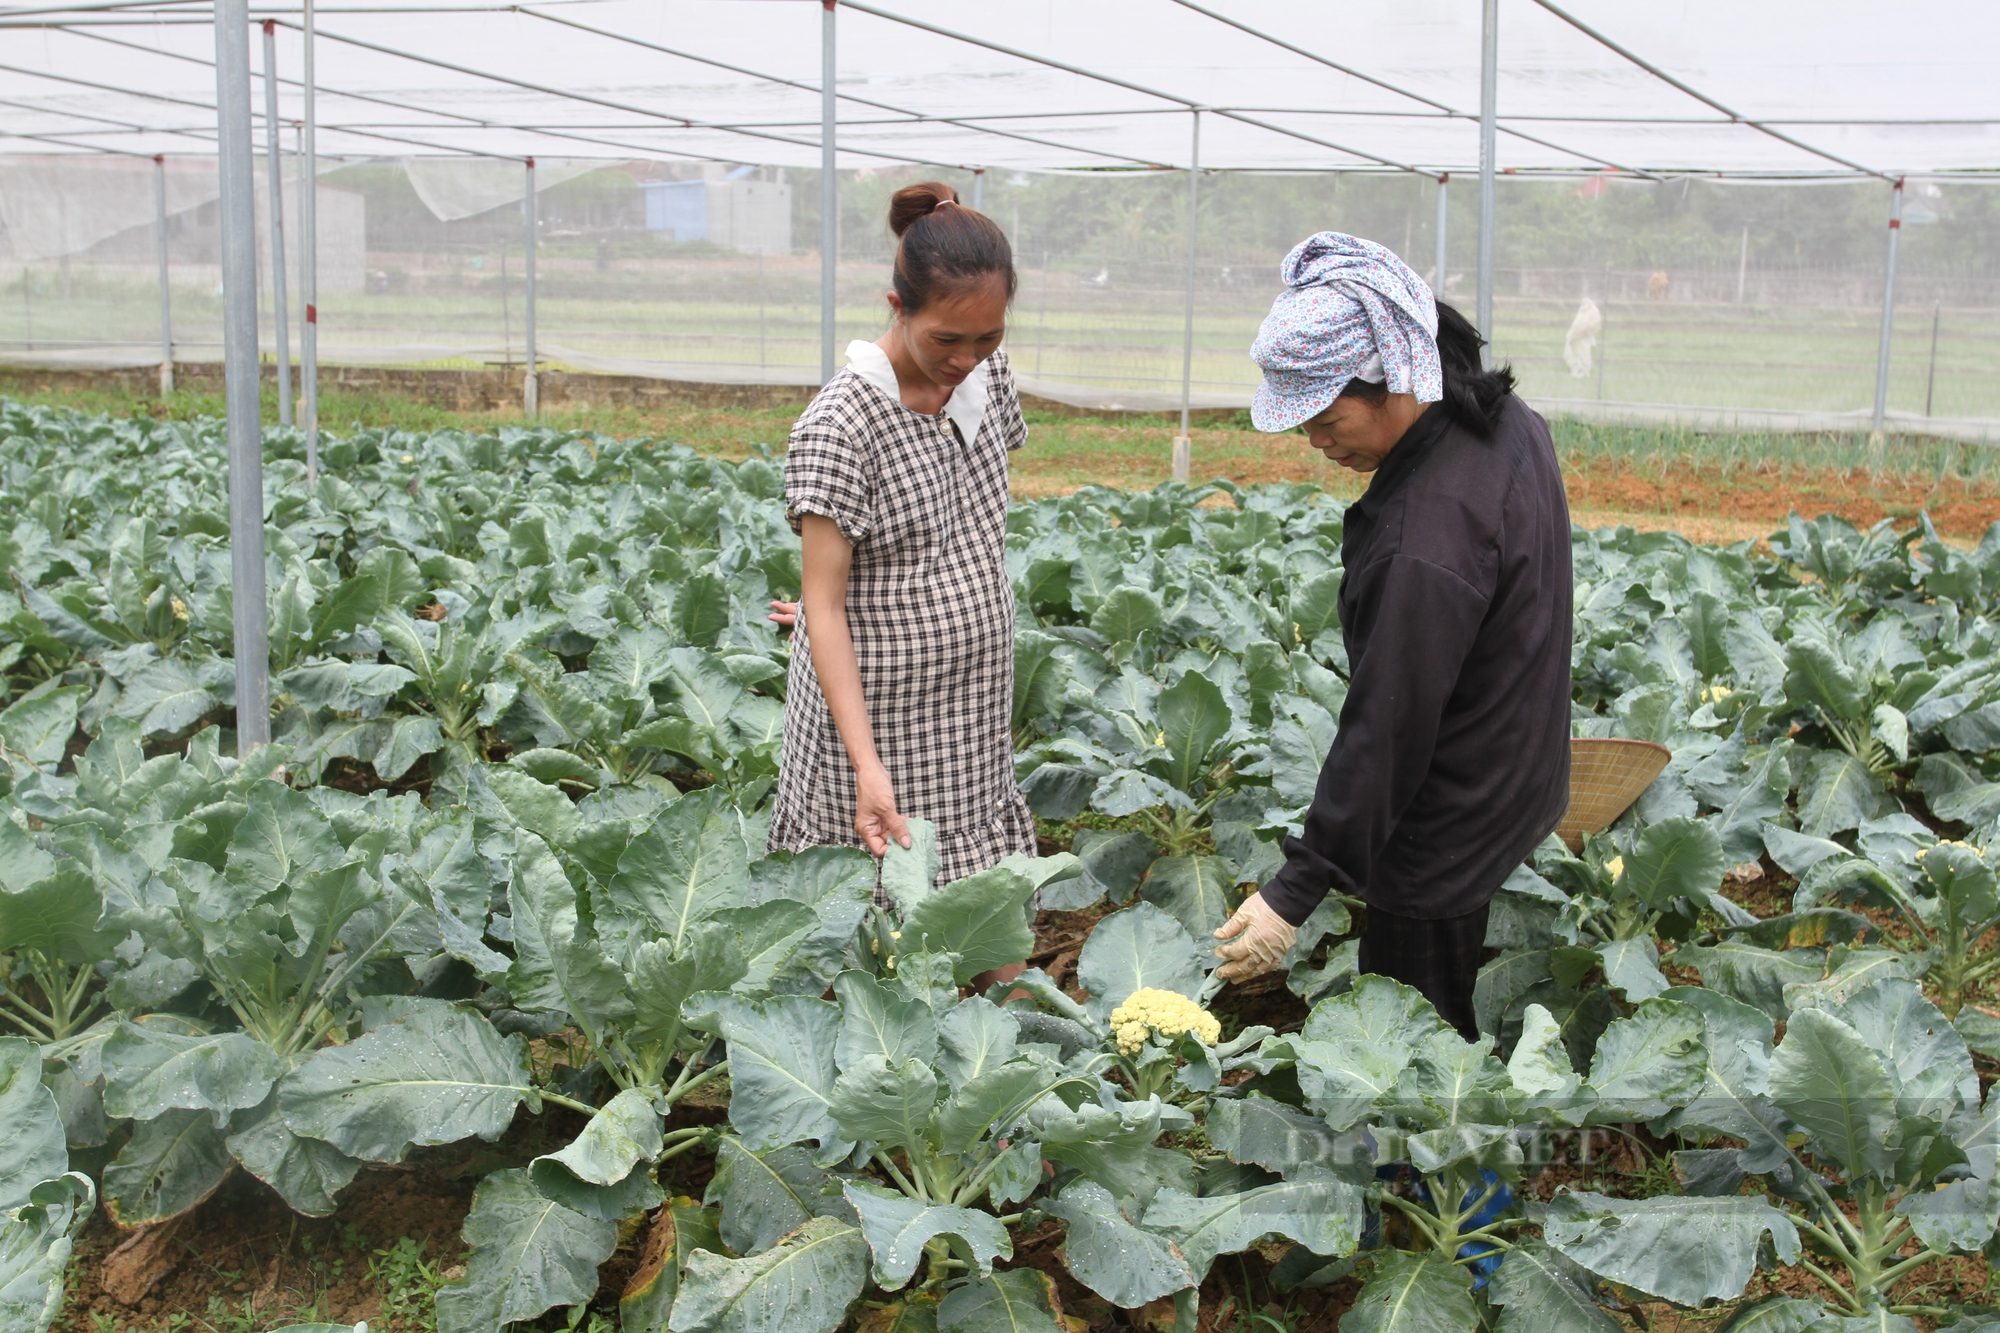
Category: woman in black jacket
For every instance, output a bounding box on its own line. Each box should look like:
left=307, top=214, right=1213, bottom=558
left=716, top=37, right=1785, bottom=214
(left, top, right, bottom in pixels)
left=1212, top=232, right=1573, bottom=1041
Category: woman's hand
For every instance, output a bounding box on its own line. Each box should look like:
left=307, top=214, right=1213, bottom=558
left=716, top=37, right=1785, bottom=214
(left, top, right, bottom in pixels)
left=1212, top=890, right=1299, bottom=983
left=854, top=764, right=912, bottom=857
left=768, top=600, right=798, bottom=628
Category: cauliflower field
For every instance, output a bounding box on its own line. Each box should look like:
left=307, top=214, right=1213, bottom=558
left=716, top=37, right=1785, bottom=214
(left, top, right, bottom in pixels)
left=1, top=399, right=1999, bottom=1333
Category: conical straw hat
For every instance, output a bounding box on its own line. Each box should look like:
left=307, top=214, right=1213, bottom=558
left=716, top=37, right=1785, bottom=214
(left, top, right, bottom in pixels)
left=1556, top=738, right=1672, bottom=852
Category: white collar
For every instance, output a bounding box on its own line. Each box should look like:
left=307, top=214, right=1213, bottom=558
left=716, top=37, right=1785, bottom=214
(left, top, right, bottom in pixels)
left=844, top=338, right=990, bottom=444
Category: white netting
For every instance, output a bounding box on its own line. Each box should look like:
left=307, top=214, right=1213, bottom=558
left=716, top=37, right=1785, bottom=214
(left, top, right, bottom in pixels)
left=1, top=159, right=1995, bottom=439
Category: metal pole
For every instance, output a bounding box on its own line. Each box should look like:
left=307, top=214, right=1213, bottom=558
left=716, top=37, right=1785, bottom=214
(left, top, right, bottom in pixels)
left=260, top=20, right=291, bottom=426
left=820, top=0, right=837, bottom=383
left=216, top=0, right=270, bottom=753
left=1735, top=224, right=1748, bottom=304
left=1924, top=300, right=1940, bottom=418
left=154, top=155, right=173, bottom=397
left=1433, top=172, right=1447, bottom=295
left=1869, top=176, right=1903, bottom=444
left=1476, top=0, right=1498, bottom=367
left=1172, top=109, right=1199, bottom=484
left=300, top=0, right=318, bottom=481
left=758, top=248, right=766, bottom=373
left=971, top=167, right=983, bottom=211
left=523, top=155, right=537, bottom=416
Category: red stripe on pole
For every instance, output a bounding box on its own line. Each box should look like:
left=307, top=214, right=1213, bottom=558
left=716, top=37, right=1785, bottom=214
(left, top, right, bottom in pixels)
left=1890, top=219, right=1901, bottom=229
left=306, top=304, right=316, bottom=323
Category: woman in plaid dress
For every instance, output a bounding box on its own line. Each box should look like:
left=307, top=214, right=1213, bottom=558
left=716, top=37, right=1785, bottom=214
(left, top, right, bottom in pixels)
left=766, top=181, right=1036, bottom=886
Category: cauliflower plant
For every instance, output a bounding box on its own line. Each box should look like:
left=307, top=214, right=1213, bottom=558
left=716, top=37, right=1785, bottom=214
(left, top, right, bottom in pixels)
left=1109, top=987, right=1221, bottom=1056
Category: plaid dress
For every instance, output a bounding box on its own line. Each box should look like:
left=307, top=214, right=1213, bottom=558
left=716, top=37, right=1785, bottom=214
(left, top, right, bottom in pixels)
left=770, top=348, right=1036, bottom=885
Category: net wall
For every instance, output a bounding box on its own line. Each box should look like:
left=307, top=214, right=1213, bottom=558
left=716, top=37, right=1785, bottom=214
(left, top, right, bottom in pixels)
left=2, top=159, right=1996, bottom=438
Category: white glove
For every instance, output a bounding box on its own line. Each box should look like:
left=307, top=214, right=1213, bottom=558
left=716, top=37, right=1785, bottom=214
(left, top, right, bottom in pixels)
left=1212, top=890, right=1299, bottom=983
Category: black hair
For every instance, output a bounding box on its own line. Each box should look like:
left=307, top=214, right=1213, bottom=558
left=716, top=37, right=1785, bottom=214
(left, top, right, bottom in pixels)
left=887, top=181, right=1018, bottom=314
left=1338, top=300, right=1517, bottom=436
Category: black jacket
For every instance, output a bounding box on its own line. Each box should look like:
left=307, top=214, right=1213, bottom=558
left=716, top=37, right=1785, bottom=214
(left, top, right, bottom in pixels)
left=1262, top=396, right=1573, bottom=924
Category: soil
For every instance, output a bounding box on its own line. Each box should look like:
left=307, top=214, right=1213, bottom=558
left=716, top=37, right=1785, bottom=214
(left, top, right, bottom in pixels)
left=1011, top=447, right=2000, bottom=545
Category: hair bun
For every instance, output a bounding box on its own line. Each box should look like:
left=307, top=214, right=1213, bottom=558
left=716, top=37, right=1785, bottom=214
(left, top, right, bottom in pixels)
left=887, top=181, right=961, bottom=238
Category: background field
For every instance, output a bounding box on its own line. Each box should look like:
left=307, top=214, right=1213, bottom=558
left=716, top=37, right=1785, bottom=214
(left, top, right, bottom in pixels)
left=4, top=371, right=1994, bottom=546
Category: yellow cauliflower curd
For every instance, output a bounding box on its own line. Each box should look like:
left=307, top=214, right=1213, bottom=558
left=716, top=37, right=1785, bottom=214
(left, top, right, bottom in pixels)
left=1108, top=988, right=1222, bottom=1055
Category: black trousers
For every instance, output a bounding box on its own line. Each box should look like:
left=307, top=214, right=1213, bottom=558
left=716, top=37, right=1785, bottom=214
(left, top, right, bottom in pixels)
left=1357, top=900, right=1491, bottom=1042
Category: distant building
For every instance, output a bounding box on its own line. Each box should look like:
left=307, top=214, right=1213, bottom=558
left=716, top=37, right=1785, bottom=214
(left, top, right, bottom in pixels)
left=640, top=178, right=790, bottom=253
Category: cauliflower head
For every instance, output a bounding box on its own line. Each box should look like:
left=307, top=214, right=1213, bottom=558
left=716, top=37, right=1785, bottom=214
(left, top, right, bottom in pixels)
left=1108, top=987, right=1222, bottom=1056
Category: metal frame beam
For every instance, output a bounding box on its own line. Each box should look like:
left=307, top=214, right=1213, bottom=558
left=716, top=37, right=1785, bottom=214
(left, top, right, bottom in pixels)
left=517, top=5, right=1166, bottom=170
left=1166, top=0, right=1657, bottom=178
left=1527, top=0, right=1892, bottom=181
left=295, top=18, right=971, bottom=169
left=835, top=0, right=1438, bottom=178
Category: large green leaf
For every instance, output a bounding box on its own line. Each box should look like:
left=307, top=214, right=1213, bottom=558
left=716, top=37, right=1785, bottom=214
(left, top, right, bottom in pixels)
left=469, top=763, right=582, bottom=849
left=1584, top=998, right=1707, bottom=1121
left=278, top=1006, right=530, bottom=1162
left=1620, top=817, right=1724, bottom=910
left=225, top=1101, right=361, bottom=1218
left=1594, top=937, right=1669, bottom=1002
left=1784, top=638, right=1866, bottom=722
left=833, top=970, right=940, bottom=1071
left=937, top=997, right=1018, bottom=1089
left=1139, top=855, right=1237, bottom=944
left=1270, top=698, right=1336, bottom=807
left=433, top=1168, right=617, bottom=1333
left=1075, top=902, right=1205, bottom=1022
left=507, top=832, right=632, bottom=1033
left=603, top=787, right=749, bottom=958
left=1766, top=1006, right=1903, bottom=1182
left=1043, top=1180, right=1195, bottom=1308
left=1675, top=941, right=1827, bottom=1020
left=1487, top=1239, right=1623, bottom=1333
left=621, top=1198, right=723, bottom=1333
left=1682, top=589, right=1733, bottom=680
left=1088, top=586, right=1163, bottom=643
left=529, top=1087, right=666, bottom=1221
left=842, top=1181, right=1009, bottom=1290
left=1155, top=670, right=1230, bottom=792
left=933, top=1059, right=1082, bottom=1157
left=1825, top=978, right=1977, bottom=1123
left=1288, top=568, right=1343, bottom=642
left=0, top=1038, right=66, bottom=1214
left=0, top=1173, right=94, bottom=1333
left=1659, top=987, right=1791, bottom=1171
left=1344, top=1250, right=1478, bottom=1333
left=1796, top=750, right=1887, bottom=838
left=699, top=994, right=845, bottom=1154
left=1140, top=1171, right=1363, bottom=1280
left=935, top=1270, right=1069, bottom=1333
left=899, top=867, right=1036, bottom=983
left=880, top=817, right=942, bottom=913
left=667, top=1213, right=869, bottom=1333
left=225, top=781, right=345, bottom=898
left=627, top=926, right=747, bottom=1057
left=827, top=1055, right=938, bottom=1153
left=1203, top=1095, right=1350, bottom=1177
left=1542, top=1191, right=1799, bottom=1306
left=101, top=1107, right=232, bottom=1225
left=0, top=872, right=118, bottom=973
left=100, top=1023, right=285, bottom=1129
left=709, top=1138, right=842, bottom=1257
left=1293, top=1038, right=1412, bottom=1134
left=1303, top=973, right=1452, bottom=1047
left=1716, top=1296, right=1826, bottom=1333
left=0, top=685, right=83, bottom=768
